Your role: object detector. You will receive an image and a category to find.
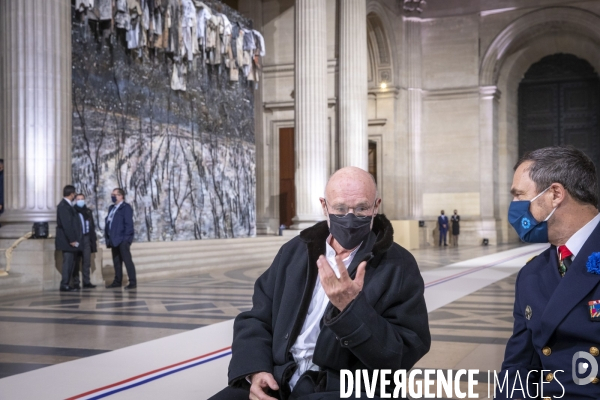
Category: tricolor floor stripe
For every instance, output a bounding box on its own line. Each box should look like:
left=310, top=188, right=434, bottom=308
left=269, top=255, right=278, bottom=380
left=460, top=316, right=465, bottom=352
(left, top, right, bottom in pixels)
left=66, top=347, right=232, bottom=400
left=0, top=244, right=546, bottom=400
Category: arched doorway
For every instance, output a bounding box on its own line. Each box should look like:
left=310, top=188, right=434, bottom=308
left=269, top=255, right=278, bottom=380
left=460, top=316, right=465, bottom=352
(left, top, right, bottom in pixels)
left=518, top=53, right=600, bottom=196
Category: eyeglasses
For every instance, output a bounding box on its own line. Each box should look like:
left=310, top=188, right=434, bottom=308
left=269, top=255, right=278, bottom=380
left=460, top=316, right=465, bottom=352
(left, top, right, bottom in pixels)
left=324, top=199, right=377, bottom=219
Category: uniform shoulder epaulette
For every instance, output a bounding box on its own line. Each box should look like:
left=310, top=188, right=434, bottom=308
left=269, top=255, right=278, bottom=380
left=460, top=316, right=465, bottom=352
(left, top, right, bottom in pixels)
left=526, top=255, right=537, bottom=264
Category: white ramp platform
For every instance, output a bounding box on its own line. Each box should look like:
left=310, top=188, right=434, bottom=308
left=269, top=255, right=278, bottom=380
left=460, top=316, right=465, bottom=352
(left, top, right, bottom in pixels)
left=0, top=244, right=547, bottom=400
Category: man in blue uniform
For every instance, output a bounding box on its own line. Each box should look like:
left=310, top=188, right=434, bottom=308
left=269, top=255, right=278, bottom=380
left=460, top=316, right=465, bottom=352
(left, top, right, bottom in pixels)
left=497, top=146, right=600, bottom=399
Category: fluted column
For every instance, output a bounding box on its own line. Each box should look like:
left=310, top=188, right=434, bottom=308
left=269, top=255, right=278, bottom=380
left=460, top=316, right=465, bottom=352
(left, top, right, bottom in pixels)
left=406, top=17, right=423, bottom=218
left=338, top=0, right=368, bottom=169
left=292, top=0, right=329, bottom=229
left=0, top=0, right=72, bottom=236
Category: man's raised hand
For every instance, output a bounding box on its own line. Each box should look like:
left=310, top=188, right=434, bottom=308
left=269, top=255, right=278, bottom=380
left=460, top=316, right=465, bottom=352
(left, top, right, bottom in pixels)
left=317, top=255, right=366, bottom=311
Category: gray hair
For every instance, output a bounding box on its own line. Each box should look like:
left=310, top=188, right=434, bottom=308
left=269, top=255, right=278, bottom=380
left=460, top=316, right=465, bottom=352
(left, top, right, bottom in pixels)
left=515, top=146, right=598, bottom=207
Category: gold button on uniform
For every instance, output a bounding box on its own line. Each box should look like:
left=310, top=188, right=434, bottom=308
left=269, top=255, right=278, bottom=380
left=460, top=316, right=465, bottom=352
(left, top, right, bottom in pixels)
left=590, top=347, right=599, bottom=357
left=592, top=377, right=600, bottom=384
left=542, top=346, right=551, bottom=356
left=545, top=372, right=554, bottom=382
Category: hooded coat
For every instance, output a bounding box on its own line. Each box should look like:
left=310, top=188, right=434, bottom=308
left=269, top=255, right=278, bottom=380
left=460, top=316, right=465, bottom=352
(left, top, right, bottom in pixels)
left=228, top=214, right=431, bottom=399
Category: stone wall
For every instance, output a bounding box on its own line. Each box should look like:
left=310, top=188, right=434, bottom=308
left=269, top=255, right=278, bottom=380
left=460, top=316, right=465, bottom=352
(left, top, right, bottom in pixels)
left=71, top=1, right=256, bottom=242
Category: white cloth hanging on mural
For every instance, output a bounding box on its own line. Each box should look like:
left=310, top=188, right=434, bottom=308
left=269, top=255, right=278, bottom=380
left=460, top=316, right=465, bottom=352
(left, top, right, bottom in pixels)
left=206, top=14, right=222, bottom=65
left=171, top=61, right=187, bottom=91
left=95, top=0, right=113, bottom=20
left=115, top=0, right=131, bottom=30
left=229, top=27, right=244, bottom=81
left=252, top=30, right=265, bottom=57
left=194, top=1, right=211, bottom=44
left=180, top=0, right=198, bottom=62
left=76, top=0, right=94, bottom=12
left=126, top=0, right=143, bottom=49
left=217, top=13, right=231, bottom=68
left=241, top=29, right=255, bottom=79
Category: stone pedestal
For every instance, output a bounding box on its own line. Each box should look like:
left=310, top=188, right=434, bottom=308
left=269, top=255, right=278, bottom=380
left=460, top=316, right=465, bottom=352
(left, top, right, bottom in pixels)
left=338, top=0, right=368, bottom=170
left=0, top=0, right=72, bottom=239
left=292, top=0, right=329, bottom=229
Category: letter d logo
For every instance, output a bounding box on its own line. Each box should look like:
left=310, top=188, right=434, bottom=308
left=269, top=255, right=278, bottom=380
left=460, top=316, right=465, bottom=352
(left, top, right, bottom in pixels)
left=572, top=351, right=599, bottom=385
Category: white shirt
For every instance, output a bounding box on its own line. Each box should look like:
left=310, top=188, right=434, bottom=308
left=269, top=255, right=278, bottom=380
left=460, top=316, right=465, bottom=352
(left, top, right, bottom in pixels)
left=561, top=213, right=600, bottom=261
left=288, top=236, right=360, bottom=390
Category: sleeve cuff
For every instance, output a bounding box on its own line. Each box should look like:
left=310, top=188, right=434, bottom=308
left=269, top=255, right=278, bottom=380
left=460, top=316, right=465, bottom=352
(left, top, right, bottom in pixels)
left=323, top=292, right=372, bottom=348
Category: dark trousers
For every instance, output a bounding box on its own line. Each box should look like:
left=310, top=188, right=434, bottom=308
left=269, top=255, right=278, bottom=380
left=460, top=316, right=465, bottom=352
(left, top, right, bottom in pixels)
left=72, top=234, right=92, bottom=286
left=439, top=230, right=447, bottom=246
left=111, top=241, right=136, bottom=285
left=60, top=251, right=77, bottom=287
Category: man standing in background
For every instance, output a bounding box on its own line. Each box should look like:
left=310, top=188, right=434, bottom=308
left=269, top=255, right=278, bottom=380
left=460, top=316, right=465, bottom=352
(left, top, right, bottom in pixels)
left=56, top=185, right=82, bottom=292
left=72, top=193, right=97, bottom=289
left=438, top=210, right=449, bottom=246
left=105, top=188, right=137, bottom=289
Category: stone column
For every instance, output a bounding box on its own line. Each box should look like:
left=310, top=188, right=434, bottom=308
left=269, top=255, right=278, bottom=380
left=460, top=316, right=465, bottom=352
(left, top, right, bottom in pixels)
left=0, top=0, right=72, bottom=238
left=406, top=17, right=423, bottom=218
left=479, top=86, right=501, bottom=244
left=338, top=0, right=368, bottom=170
left=292, top=0, right=329, bottom=229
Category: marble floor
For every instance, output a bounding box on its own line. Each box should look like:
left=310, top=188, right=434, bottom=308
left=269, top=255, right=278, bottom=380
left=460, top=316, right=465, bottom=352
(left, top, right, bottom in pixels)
left=0, top=242, right=534, bottom=399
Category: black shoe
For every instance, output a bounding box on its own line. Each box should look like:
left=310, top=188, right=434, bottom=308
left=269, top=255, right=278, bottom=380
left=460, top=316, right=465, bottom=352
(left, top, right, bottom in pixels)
left=444, top=243, right=448, bottom=246
left=105, top=282, right=121, bottom=288
left=59, top=285, right=77, bottom=292
left=72, top=284, right=81, bottom=290
left=83, top=283, right=97, bottom=289
left=124, top=284, right=137, bottom=290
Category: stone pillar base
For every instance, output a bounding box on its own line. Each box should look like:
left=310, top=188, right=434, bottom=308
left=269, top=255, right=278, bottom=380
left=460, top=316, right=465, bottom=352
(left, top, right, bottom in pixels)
left=0, top=238, right=104, bottom=296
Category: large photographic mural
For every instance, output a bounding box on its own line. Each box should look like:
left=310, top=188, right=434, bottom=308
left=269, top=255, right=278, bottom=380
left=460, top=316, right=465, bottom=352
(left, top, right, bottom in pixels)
left=71, top=1, right=256, bottom=241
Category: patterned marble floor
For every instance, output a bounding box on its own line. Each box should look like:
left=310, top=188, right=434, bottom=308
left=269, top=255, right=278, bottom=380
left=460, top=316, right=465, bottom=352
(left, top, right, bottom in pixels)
left=0, top=243, right=525, bottom=384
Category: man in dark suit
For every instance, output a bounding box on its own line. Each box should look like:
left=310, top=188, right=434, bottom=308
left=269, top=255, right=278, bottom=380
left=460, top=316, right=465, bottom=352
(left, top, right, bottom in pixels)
left=209, top=167, right=430, bottom=400
left=55, top=185, right=82, bottom=292
left=438, top=210, right=449, bottom=246
left=105, top=188, right=137, bottom=289
left=72, top=193, right=97, bottom=289
left=497, top=146, right=600, bottom=399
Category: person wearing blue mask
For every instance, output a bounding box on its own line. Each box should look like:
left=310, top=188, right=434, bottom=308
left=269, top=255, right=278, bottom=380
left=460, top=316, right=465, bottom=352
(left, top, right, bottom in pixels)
left=209, top=166, right=430, bottom=400
left=104, top=188, right=137, bottom=289
left=72, top=193, right=97, bottom=289
left=497, top=146, right=600, bottom=400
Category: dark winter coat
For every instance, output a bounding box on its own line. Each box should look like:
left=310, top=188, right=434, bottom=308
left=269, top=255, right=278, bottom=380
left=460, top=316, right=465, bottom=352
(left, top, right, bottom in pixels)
left=451, top=214, right=460, bottom=235
left=55, top=199, right=83, bottom=253
left=75, top=205, right=98, bottom=253
left=228, top=214, right=431, bottom=398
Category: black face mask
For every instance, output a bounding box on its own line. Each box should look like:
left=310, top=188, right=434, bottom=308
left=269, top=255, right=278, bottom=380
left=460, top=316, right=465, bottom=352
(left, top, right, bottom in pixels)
left=328, top=213, right=373, bottom=250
